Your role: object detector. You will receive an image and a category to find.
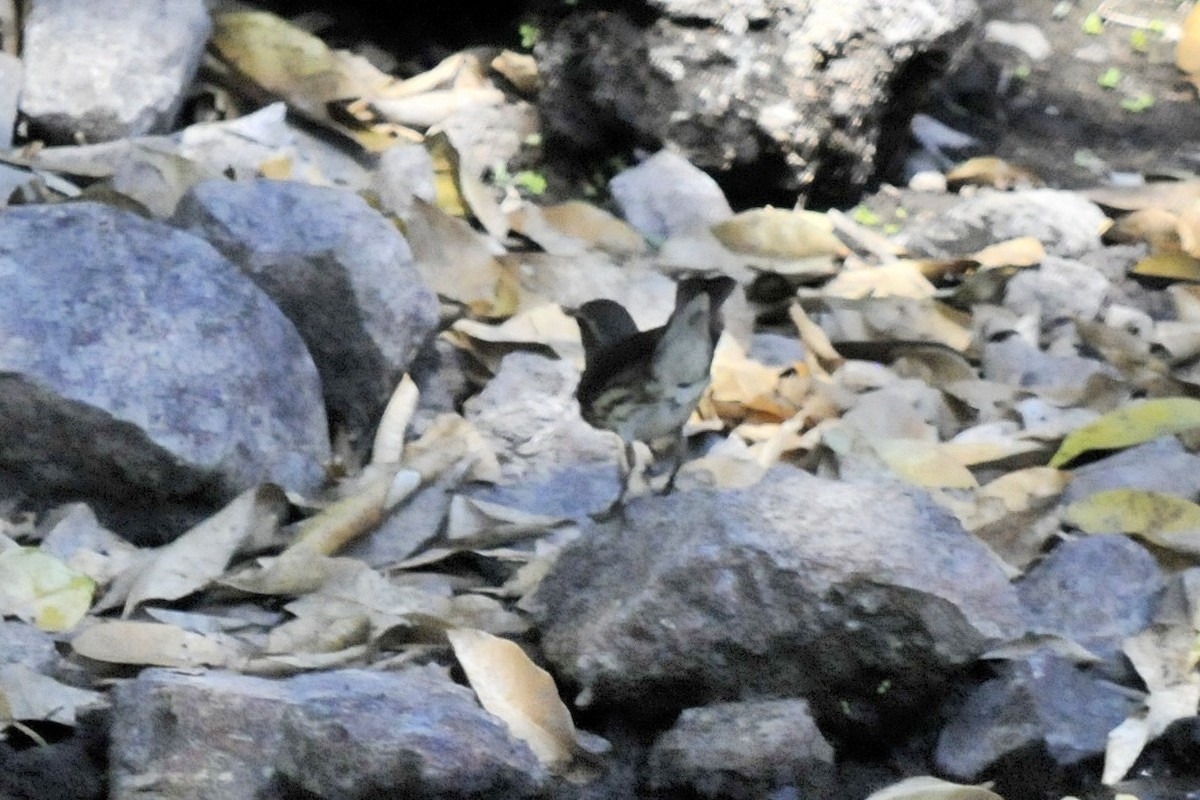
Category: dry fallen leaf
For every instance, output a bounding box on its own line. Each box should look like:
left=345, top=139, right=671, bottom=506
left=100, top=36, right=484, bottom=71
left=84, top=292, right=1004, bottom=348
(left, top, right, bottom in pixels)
left=210, top=11, right=420, bottom=151
left=123, top=484, right=288, bottom=617
left=448, top=627, right=582, bottom=769
left=712, top=206, right=848, bottom=259
left=371, top=374, right=420, bottom=465
left=0, top=663, right=104, bottom=727
left=72, top=620, right=240, bottom=668
left=864, top=775, right=1003, bottom=800
left=1063, top=489, right=1200, bottom=558
left=509, top=201, right=647, bottom=257
left=0, top=547, right=95, bottom=632
left=946, top=156, right=1042, bottom=191
left=1050, top=397, right=1200, bottom=467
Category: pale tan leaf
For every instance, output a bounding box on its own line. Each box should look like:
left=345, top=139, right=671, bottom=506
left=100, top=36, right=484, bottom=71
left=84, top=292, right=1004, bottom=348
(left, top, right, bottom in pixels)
left=491, top=50, right=540, bottom=94
left=822, top=261, right=937, bottom=299
left=871, top=439, right=979, bottom=489
left=403, top=413, right=502, bottom=484
left=372, top=374, right=420, bottom=465
left=508, top=201, right=647, bottom=257
left=71, top=620, right=239, bottom=668
left=1177, top=0, right=1200, bottom=74
left=290, top=465, right=420, bottom=558
left=712, top=207, right=848, bottom=259
left=970, top=236, right=1046, bottom=268
left=123, top=485, right=288, bottom=617
left=865, top=775, right=1002, bottom=800
left=0, top=664, right=103, bottom=725
left=448, top=628, right=580, bottom=769
left=946, top=156, right=1042, bottom=190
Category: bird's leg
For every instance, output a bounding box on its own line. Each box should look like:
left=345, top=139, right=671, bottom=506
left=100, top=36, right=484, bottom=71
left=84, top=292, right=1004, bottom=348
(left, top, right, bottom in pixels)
left=591, top=438, right=636, bottom=521
left=657, top=429, right=686, bottom=496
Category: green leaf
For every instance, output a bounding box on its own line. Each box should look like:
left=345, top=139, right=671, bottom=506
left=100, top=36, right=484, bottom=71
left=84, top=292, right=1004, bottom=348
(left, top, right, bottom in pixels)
left=1050, top=397, right=1200, bottom=467
left=1083, top=12, right=1105, bottom=35
left=1098, top=67, right=1123, bottom=89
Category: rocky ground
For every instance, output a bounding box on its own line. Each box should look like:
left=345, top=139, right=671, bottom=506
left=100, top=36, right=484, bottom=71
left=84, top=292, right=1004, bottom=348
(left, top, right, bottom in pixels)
left=2, top=1, right=1200, bottom=800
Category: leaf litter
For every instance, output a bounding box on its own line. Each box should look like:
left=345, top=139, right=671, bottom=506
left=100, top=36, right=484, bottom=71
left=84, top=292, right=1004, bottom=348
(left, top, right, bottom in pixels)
left=4, top=6, right=1200, bottom=792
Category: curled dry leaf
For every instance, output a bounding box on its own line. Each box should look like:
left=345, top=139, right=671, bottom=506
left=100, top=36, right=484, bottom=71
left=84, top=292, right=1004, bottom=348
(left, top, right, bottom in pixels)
left=292, top=465, right=421, bottom=557
left=0, top=664, right=104, bottom=727
left=491, top=50, right=541, bottom=94
left=371, top=374, right=420, bottom=465
left=1102, top=207, right=1182, bottom=252
left=448, top=627, right=582, bottom=770
left=72, top=620, right=240, bottom=668
left=946, top=156, right=1043, bottom=191
left=122, top=484, right=289, bottom=617
left=210, top=11, right=419, bottom=151
left=1178, top=200, right=1200, bottom=258
left=448, top=304, right=583, bottom=371
left=1103, top=624, right=1200, bottom=784
left=1049, top=397, right=1200, bottom=467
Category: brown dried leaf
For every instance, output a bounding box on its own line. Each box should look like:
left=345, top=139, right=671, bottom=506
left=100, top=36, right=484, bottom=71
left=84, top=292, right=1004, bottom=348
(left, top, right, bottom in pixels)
left=123, top=485, right=289, bottom=617
left=448, top=628, right=582, bottom=769
left=946, top=156, right=1043, bottom=190
left=72, top=620, right=240, bottom=668
left=712, top=207, right=848, bottom=259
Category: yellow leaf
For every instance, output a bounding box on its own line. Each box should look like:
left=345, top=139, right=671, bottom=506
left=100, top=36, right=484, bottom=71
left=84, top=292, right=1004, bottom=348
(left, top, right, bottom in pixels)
left=0, top=548, right=94, bottom=632
left=448, top=628, right=580, bottom=769
left=1064, top=489, right=1200, bottom=557
left=1049, top=397, right=1200, bottom=467
left=1130, top=251, right=1200, bottom=282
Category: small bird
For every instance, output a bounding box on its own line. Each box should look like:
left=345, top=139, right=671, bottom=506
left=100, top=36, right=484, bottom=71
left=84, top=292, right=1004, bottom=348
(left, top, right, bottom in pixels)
left=573, top=275, right=737, bottom=516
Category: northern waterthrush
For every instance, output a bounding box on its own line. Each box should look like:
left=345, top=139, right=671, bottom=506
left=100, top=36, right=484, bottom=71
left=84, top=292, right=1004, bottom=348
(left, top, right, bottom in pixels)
left=573, top=275, right=737, bottom=515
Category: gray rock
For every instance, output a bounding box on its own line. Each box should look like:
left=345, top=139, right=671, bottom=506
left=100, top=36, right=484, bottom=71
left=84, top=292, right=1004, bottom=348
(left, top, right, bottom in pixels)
left=21, top=0, right=210, bottom=142
left=464, top=352, right=619, bottom=496
left=1017, top=535, right=1164, bottom=665
left=538, top=1, right=978, bottom=203
left=530, top=466, right=1023, bottom=722
left=110, top=669, right=293, bottom=800
left=174, top=179, right=439, bottom=450
left=373, top=143, right=439, bottom=219
left=1003, top=257, right=1111, bottom=325
left=609, top=150, right=733, bottom=241
left=646, top=699, right=835, bottom=799
left=277, top=668, right=548, bottom=800
left=1062, top=437, right=1200, bottom=506
left=0, top=621, right=58, bottom=674
left=0, top=203, right=329, bottom=541
left=936, top=650, right=1137, bottom=778
left=901, top=189, right=1108, bottom=259
left=980, top=335, right=1121, bottom=405
left=110, top=666, right=548, bottom=800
